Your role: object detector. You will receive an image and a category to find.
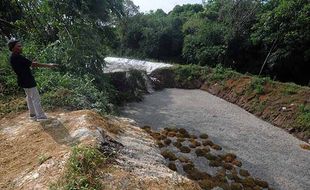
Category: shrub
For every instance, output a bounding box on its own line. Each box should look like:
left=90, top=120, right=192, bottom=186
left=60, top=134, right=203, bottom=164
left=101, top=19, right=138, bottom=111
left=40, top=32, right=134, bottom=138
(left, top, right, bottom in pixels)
left=208, top=64, right=238, bottom=81
left=0, top=49, right=21, bottom=96
left=36, top=70, right=111, bottom=114
left=173, top=65, right=207, bottom=82
left=249, top=77, right=270, bottom=95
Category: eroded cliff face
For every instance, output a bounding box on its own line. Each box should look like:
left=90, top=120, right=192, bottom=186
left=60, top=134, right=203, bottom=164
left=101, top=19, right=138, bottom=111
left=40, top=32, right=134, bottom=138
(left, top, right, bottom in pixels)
left=0, top=110, right=200, bottom=190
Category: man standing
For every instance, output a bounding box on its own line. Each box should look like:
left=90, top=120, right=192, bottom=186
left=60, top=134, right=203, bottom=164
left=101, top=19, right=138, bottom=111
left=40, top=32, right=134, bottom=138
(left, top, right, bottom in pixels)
left=8, top=39, right=58, bottom=121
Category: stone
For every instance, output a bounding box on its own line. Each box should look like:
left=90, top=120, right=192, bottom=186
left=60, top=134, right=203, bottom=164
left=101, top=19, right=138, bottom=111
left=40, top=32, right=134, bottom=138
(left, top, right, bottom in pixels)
left=239, top=169, right=250, bottom=177
left=168, top=162, right=177, bottom=171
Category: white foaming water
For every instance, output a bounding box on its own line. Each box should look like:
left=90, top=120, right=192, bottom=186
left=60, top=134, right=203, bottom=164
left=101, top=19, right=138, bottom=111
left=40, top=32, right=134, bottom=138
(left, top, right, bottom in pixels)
left=104, top=57, right=172, bottom=74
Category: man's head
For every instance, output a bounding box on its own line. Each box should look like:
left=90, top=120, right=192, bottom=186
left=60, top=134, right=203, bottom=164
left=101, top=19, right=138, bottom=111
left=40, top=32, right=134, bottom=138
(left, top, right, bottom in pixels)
left=8, top=39, right=22, bottom=54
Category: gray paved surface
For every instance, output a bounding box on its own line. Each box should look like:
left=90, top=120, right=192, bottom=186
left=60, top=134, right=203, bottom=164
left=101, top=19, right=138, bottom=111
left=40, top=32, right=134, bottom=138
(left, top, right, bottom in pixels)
left=121, top=89, right=310, bottom=190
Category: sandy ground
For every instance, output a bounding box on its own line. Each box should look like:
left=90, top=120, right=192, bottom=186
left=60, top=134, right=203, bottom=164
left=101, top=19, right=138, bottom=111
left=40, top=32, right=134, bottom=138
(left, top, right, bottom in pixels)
left=121, top=88, right=310, bottom=190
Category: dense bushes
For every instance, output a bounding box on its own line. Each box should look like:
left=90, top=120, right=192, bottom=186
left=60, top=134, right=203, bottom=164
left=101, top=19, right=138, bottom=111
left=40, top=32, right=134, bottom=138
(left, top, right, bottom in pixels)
left=36, top=70, right=112, bottom=114
left=0, top=0, right=127, bottom=116
left=0, top=49, right=20, bottom=96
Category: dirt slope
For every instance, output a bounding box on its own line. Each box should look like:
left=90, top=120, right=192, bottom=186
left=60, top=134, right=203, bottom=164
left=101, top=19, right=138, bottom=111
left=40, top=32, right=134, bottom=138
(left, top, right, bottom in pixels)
left=0, top=110, right=200, bottom=190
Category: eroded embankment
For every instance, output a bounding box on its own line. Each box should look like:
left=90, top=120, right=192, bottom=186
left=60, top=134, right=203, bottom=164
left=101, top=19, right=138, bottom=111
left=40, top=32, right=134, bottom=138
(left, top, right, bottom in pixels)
left=0, top=110, right=199, bottom=190
left=150, top=66, right=310, bottom=143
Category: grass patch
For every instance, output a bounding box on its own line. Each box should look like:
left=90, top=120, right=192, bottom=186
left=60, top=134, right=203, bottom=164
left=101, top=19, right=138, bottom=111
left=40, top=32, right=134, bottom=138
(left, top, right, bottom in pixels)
left=282, top=83, right=299, bottom=95
left=249, top=77, right=270, bottom=95
left=208, top=64, right=239, bottom=82
left=297, top=104, right=310, bottom=133
left=49, top=146, right=107, bottom=190
left=173, top=65, right=208, bottom=82
left=0, top=96, right=27, bottom=118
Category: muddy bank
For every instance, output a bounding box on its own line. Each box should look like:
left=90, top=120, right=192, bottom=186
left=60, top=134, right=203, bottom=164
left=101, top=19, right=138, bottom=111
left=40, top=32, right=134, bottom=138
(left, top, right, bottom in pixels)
left=150, top=66, right=310, bottom=142
left=121, top=89, right=310, bottom=190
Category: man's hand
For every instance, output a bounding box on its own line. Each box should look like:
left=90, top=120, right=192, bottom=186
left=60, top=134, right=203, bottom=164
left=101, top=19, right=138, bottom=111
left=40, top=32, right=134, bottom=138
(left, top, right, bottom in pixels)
left=32, top=61, right=59, bottom=68
left=48, top=63, right=59, bottom=68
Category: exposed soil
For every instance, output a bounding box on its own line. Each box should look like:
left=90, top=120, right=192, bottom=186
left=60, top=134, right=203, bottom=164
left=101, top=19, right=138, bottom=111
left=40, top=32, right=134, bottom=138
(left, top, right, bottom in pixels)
left=0, top=110, right=199, bottom=190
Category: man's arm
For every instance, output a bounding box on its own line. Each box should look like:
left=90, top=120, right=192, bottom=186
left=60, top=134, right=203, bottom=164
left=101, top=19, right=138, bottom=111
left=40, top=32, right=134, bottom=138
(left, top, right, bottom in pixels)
left=31, top=61, right=59, bottom=68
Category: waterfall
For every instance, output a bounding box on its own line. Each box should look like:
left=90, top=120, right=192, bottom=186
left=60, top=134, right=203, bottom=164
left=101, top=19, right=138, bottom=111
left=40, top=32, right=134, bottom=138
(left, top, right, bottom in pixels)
left=104, top=57, right=172, bottom=93
left=104, top=57, right=172, bottom=74
left=142, top=73, right=154, bottom=93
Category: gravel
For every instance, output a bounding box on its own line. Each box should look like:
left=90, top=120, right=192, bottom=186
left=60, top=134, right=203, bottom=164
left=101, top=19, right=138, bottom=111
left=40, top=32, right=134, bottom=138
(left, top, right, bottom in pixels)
left=121, top=88, right=310, bottom=190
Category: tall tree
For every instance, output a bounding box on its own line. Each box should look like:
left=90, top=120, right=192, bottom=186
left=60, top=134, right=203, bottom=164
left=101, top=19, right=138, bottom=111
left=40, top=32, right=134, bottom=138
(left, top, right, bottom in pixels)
left=252, top=0, right=310, bottom=84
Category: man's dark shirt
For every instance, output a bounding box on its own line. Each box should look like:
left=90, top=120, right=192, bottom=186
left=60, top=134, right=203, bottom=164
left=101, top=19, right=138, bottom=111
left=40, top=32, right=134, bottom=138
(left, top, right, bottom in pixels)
left=9, top=53, right=36, bottom=88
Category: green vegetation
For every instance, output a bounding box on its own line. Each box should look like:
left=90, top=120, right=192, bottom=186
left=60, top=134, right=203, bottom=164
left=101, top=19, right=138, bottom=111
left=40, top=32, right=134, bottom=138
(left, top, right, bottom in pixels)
left=0, top=49, right=20, bottom=96
left=297, top=105, right=310, bottom=134
left=208, top=64, right=240, bottom=82
left=249, top=77, right=270, bottom=95
left=115, top=0, right=309, bottom=85
left=0, top=0, right=128, bottom=117
left=171, top=64, right=239, bottom=85
left=1, top=0, right=309, bottom=118
left=282, top=83, right=299, bottom=95
left=50, top=146, right=107, bottom=190
left=36, top=70, right=112, bottom=114
left=174, top=65, right=208, bottom=82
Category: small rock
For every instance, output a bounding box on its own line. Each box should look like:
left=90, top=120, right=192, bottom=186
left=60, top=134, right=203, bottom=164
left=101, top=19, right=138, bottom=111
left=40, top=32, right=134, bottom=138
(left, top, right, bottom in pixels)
left=212, top=144, right=222, bottom=150
left=255, top=178, right=269, bottom=188
left=163, top=139, right=172, bottom=146
left=300, top=144, right=310, bottom=151
left=157, top=141, right=165, bottom=148
left=288, top=128, right=296, bottom=133
left=212, top=187, right=224, bottom=190
left=161, top=150, right=177, bottom=161
left=241, top=177, right=256, bottom=188
left=178, top=156, right=190, bottom=163
left=205, top=153, right=218, bottom=161
left=231, top=183, right=243, bottom=190
left=209, top=160, right=222, bottom=167
left=190, top=135, right=198, bottom=139
left=232, top=160, right=242, bottom=167
left=202, top=140, right=214, bottom=146
left=223, top=163, right=233, bottom=170
left=200, top=133, right=209, bottom=139
left=182, top=163, right=195, bottom=173
left=142, top=125, right=151, bottom=130
left=168, top=162, right=177, bottom=171
left=177, top=138, right=185, bottom=143
left=173, top=141, right=182, bottom=148
left=239, top=169, right=250, bottom=177
left=222, top=153, right=237, bottom=162
left=179, top=146, right=191, bottom=153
